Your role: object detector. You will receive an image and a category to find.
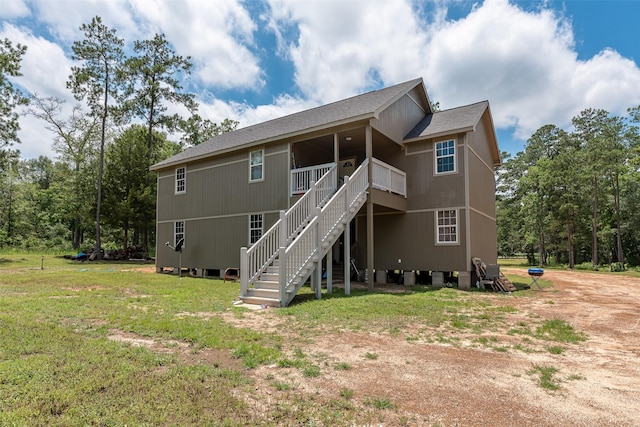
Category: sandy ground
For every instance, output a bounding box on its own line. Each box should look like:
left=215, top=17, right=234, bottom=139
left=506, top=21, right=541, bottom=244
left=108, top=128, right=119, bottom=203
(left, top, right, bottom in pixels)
left=114, top=267, right=640, bottom=426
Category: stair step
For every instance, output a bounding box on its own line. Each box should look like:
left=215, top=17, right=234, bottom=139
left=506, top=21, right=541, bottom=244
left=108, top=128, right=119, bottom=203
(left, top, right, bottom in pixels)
left=253, top=280, right=279, bottom=290
left=240, top=295, right=281, bottom=308
left=260, top=272, right=279, bottom=281
left=247, top=287, right=280, bottom=299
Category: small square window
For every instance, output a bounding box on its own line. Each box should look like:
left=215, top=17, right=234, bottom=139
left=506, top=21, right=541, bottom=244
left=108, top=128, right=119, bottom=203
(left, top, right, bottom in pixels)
left=436, top=210, right=458, bottom=244
left=249, top=149, right=264, bottom=182
left=435, top=140, right=456, bottom=174
left=175, top=167, right=186, bottom=194
left=249, top=214, right=263, bottom=244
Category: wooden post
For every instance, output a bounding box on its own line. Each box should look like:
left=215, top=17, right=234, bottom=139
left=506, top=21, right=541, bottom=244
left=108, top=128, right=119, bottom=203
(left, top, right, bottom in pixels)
left=315, top=206, right=322, bottom=299
left=327, top=246, right=333, bottom=294
left=279, top=246, right=286, bottom=306
left=240, top=247, right=248, bottom=297
left=344, top=174, right=351, bottom=296
left=365, top=124, right=374, bottom=292
left=279, top=210, right=287, bottom=246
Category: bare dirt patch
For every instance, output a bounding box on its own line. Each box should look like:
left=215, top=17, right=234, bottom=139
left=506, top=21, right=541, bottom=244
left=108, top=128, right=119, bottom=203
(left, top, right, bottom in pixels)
left=112, top=268, right=640, bottom=425
left=230, top=269, right=640, bottom=426
left=107, top=330, right=243, bottom=371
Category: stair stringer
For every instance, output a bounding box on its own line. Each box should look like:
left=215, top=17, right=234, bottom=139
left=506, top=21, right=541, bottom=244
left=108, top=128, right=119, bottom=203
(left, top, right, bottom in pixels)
left=281, top=188, right=368, bottom=307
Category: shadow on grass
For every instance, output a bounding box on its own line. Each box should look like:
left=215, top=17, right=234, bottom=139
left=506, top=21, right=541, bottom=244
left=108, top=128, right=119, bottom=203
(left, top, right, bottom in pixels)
left=287, top=283, right=464, bottom=306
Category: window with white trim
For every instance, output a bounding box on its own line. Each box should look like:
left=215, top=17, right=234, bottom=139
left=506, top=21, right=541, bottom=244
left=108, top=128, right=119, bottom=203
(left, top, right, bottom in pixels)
left=436, top=210, right=458, bottom=244
left=249, top=213, right=263, bottom=244
left=249, top=149, right=264, bottom=182
left=174, top=221, right=185, bottom=248
left=175, top=166, right=186, bottom=194
left=435, top=139, right=456, bottom=174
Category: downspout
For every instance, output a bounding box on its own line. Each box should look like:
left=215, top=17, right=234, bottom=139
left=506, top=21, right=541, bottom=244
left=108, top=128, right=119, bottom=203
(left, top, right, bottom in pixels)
left=464, top=135, right=471, bottom=270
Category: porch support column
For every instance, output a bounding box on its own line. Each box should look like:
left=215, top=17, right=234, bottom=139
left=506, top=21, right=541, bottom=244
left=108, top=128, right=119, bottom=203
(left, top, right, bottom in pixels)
left=327, top=246, right=333, bottom=294
left=334, top=133, right=340, bottom=186
left=344, top=218, right=351, bottom=295
left=365, top=124, right=374, bottom=292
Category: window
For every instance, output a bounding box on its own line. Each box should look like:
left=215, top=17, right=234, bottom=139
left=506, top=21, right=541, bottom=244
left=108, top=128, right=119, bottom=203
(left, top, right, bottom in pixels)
left=175, top=166, right=186, bottom=194
left=436, top=210, right=458, bottom=244
left=435, top=139, right=456, bottom=174
left=249, top=149, right=264, bottom=182
left=249, top=214, right=263, bottom=244
left=174, top=221, right=185, bottom=248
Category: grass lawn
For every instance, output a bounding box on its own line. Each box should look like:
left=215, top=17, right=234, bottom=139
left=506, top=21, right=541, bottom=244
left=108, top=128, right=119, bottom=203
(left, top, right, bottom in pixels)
left=0, top=253, right=601, bottom=425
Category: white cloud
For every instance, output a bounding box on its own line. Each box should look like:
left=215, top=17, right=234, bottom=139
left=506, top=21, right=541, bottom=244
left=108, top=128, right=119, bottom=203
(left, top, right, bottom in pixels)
left=0, top=0, right=30, bottom=19
left=1, top=23, right=78, bottom=159
left=267, top=0, right=428, bottom=103
left=5, top=0, right=640, bottom=160
left=423, top=0, right=640, bottom=138
left=129, top=0, right=263, bottom=90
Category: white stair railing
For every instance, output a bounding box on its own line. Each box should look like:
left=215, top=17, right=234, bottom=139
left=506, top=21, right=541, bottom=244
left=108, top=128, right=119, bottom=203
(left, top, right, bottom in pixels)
left=241, top=163, right=337, bottom=296
left=280, top=159, right=369, bottom=305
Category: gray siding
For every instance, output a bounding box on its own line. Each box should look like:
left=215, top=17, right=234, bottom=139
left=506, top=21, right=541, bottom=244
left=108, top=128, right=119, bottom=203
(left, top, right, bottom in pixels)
left=155, top=142, right=289, bottom=270
left=466, top=113, right=498, bottom=265
left=356, top=210, right=468, bottom=272
left=403, top=135, right=466, bottom=210
left=372, top=88, right=427, bottom=144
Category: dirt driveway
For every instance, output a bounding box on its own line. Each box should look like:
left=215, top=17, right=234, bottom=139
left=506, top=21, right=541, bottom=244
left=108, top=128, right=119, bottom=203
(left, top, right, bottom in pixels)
left=228, top=268, right=640, bottom=426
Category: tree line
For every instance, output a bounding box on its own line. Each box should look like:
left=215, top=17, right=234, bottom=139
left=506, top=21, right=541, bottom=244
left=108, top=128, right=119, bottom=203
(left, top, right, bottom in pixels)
left=497, top=107, right=640, bottom=270
left=0, top=17, right=237, bottom=257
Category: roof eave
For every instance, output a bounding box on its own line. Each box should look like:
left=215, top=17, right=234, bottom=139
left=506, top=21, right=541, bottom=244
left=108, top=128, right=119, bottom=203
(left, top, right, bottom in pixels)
left=150, top=112, right=376, bottom=171
left=402, top=126, right=475, bottom=144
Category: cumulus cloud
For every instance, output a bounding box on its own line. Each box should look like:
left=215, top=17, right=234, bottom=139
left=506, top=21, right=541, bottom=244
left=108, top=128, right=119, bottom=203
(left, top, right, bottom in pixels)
left=129, top=0, right=263, bottom=90
left=267, top=0, right=428, bottom=103
left=4, top=0, right=640, bottom=159
left=267, top=0, right=640, bottom=142
left=0, top=0, right=30, bottom=19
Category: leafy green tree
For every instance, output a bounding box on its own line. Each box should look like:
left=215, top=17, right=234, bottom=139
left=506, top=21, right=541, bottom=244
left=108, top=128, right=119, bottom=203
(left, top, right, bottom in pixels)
left=67, top=16, right=126, bottom=258
left=102, top=125, right=176, bottom=252
left=572, top=108, right=610, bottom=268
left=179, top=114, right=239, bottom=147
left=0, top=38, right=29, bottom=159
left=122, top=33, right=196, bottom=165
left=28, top=95, right=99, bottom=248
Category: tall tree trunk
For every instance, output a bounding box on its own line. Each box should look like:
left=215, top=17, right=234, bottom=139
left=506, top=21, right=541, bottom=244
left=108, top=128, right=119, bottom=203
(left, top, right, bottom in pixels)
left=567, top=220, right=575, bottom=269
left=614, top=173, right=624, bottom=266
left=592, top=176, right=598, bottom=268
left=95, top=75, right=108, bottom=260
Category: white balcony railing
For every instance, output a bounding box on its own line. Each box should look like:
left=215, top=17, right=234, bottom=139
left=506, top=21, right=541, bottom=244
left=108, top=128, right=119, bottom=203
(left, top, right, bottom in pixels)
left=371, top=158, right=406, bottom=197
left=291, top=162, right=336, bottom=196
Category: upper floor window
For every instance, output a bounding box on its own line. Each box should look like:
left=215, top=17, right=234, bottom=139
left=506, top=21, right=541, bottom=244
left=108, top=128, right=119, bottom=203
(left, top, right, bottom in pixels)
left=435, top=139, right=456, bottom=174
left=436, top=209, right=458, bottom=244
left=249, top=149, right=264, bottom=182
left=175, top=166, right=186, bottom=194
left=249, top=213, right=263, bottom=244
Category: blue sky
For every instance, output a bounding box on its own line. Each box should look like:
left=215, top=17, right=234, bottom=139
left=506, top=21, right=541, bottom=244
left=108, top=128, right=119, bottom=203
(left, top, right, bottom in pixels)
left=2, top=0, right=639, bottom=160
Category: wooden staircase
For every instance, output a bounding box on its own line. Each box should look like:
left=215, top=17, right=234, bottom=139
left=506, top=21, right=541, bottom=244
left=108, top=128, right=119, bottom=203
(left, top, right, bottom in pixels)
left=240, top=160, right=369, bottom=307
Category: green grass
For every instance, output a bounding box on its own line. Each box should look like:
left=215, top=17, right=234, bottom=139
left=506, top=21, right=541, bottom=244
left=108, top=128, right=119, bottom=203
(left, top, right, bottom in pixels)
left=0, top=253, right=592, bottom=425
left=527, top=364, right=561, bottom=391
left=535, top=319, right=587, bottom=343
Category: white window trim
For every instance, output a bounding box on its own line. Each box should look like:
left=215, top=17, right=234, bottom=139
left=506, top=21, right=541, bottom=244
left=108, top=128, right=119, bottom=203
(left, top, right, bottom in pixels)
left=434, top=139, right=457, bottom=175
left=435, top=209, right=459, bottom=245
left=249, top=213, right=263, bottom=245
left=175, top=166, right=186, bottom=194
left=249, top=149, right=264, bottom=183
left=174, top=220, right=185, bottom=248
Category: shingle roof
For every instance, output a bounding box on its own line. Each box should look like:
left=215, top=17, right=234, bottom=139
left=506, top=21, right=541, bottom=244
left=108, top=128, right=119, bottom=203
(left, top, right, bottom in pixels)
left=151, top=78, right=425, bottom=170
left=404, top=101, right=489, bottom=141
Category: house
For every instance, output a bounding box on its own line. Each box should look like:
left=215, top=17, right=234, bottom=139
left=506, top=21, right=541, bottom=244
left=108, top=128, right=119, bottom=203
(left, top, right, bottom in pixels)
left=150, top=78, right=501, bottom=306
